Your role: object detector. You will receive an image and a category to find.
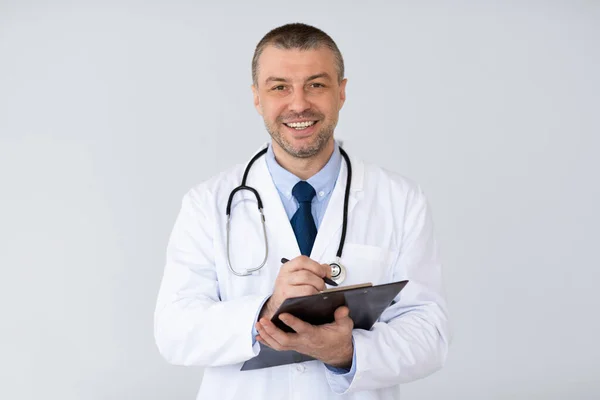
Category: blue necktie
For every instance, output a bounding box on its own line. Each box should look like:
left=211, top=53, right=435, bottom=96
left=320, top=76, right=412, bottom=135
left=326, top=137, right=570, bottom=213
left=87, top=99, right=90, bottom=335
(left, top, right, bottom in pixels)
left=290, top=181, right=317, bottom=256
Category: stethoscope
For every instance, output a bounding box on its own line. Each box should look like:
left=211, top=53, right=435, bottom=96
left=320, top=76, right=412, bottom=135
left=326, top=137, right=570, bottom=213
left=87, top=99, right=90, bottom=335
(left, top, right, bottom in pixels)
left=225, top=145, right=352, bottom=284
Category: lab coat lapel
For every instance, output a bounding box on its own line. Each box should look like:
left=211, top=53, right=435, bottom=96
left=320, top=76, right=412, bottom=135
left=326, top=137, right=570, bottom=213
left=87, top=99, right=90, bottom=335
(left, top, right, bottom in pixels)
left=310, top=155, right=364, bottom=263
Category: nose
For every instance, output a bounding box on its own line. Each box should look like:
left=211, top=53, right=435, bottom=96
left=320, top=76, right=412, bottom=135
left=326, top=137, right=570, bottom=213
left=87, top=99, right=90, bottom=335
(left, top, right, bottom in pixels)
left=288, top=88, right=311, bottom=114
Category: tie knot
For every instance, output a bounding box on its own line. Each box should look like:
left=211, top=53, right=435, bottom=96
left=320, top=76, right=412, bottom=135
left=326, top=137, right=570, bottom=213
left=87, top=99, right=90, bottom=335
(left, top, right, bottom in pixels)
left=292, top=181, right=316, bottom=203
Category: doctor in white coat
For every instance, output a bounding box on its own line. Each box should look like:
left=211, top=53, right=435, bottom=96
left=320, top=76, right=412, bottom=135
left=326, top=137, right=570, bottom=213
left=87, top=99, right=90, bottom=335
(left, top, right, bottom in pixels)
left=154, top=23, right=450, bottom=399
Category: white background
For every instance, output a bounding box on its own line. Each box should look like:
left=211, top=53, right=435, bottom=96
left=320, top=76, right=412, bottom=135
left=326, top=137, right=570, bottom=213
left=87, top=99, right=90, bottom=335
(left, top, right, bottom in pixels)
left=1, top=1, right=599, bottom=399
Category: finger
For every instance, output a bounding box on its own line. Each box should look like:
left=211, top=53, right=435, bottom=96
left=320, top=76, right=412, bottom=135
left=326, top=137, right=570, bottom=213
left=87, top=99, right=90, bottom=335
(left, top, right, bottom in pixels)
left=288, top=270, right=326, bottom=292
left=257, top=331, right=279, bottom=350
left=257, top=321, right=283, bottom=351
left=285, top=256, right=328, bottom=278
left=279, top=313, right=314, bottom=335
left=321, top=263, right=332, bottom=279
left=256, top=336, right=272, bottom=349
left=281, top=284, right=320, bottom=299
left=260, top=317, right=297, bottom=349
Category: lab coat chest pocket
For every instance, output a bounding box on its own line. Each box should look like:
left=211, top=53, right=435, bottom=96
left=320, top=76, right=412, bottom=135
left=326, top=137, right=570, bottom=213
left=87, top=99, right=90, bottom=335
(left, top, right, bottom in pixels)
left=340, top=243, right=397, bottom=286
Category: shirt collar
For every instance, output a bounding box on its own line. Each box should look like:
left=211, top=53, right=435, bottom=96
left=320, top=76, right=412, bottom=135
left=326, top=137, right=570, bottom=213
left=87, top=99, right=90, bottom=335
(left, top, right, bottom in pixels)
left=265, top=141, right=342, bottom=202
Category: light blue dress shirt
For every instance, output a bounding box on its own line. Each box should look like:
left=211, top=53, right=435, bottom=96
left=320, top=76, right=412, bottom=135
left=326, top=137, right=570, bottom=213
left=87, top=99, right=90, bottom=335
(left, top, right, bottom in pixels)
left=252, top=142, right=357, bottom=383
left=265, top=141, right=342, bottom=228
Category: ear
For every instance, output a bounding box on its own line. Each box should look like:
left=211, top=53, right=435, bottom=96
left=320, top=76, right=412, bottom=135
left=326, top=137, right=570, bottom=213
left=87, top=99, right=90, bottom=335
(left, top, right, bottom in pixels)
left=338, top=78, right=348, bottom=111
left=251, top=84, right=263, bottom=115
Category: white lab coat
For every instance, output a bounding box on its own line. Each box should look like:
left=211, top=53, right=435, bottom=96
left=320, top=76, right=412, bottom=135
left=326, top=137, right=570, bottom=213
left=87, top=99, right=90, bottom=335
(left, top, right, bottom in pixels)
left=154, top=144, right=450, bottom=400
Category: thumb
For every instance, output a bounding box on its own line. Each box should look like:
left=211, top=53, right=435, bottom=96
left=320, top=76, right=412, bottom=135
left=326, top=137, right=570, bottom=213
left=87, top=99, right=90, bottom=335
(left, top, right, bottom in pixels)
left=334, top=306, right=350, bottom=322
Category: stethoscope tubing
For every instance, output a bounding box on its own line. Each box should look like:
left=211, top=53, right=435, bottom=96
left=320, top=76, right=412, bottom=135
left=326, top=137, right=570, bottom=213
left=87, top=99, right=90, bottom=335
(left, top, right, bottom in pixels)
left=225, top=145, right=351, bottom=277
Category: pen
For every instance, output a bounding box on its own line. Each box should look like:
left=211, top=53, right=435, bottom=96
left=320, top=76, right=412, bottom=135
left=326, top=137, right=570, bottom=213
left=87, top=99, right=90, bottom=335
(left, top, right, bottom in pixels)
left=280, top=257, right=338, bottom=287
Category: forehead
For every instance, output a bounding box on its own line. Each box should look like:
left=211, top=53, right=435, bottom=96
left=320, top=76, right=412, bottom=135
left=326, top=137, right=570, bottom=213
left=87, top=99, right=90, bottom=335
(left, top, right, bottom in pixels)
left=257, top=45, right=337, bottom=83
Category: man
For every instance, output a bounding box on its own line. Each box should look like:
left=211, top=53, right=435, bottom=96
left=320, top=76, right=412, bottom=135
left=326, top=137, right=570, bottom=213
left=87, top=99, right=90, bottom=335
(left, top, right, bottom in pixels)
left=154, top=23, right=450, bottom=399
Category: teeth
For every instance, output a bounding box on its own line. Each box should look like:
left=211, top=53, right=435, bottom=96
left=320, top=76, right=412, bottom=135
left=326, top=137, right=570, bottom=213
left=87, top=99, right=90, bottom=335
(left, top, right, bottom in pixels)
left=285, top=121, right=316, bottom=129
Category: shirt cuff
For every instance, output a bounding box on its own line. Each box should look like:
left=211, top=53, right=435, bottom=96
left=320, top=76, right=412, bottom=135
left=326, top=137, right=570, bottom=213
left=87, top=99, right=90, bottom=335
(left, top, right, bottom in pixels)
left=324, top=337, right=357, bottom=392
left=251, top=295, right=271, bottom=345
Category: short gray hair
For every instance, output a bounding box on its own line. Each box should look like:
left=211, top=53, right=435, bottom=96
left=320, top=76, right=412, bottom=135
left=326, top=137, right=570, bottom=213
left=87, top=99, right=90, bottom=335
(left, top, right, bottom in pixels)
left=252, top=23, right=345, bottom=86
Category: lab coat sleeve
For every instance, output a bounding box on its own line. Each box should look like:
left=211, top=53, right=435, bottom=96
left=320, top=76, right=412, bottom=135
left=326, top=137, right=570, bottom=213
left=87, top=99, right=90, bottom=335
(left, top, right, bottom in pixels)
left=154, top=188, right=266, bottom=367
left=322, top=338, right=357, bottom=391
left=326, top=185, right=451, bottom=394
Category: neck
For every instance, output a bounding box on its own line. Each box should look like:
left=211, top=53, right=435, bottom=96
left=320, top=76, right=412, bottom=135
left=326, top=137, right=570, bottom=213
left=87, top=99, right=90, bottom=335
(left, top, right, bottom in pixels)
left=272, top=139, right=335, bottom=180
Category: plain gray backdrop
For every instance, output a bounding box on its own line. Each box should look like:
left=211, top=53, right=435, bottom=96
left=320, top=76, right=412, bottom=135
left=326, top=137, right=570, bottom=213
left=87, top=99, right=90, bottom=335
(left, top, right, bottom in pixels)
left=1, top=1, right=599, bottom=399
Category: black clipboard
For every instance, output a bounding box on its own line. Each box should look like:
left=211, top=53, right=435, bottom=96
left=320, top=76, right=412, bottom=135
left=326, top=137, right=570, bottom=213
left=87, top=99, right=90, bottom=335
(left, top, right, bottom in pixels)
left=241, top=280, right=409, bottom=371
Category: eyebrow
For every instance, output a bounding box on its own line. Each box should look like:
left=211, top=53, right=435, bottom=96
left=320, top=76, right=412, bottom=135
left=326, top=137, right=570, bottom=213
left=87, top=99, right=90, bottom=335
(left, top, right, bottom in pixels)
left=306, top=73, right=332, bottom=82
left=265, top=76, right=288, bottom=84
left=264, top=72, right=332, bottom=85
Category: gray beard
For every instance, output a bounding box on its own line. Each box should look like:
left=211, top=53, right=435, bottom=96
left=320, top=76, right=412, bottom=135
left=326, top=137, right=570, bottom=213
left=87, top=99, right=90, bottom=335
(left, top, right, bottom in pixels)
left=265, top=121, right=336, bottom=159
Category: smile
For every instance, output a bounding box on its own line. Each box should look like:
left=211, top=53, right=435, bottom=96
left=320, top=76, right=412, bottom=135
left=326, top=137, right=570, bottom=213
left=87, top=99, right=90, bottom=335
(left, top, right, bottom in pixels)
left=284, top=121, right=317, bottom=130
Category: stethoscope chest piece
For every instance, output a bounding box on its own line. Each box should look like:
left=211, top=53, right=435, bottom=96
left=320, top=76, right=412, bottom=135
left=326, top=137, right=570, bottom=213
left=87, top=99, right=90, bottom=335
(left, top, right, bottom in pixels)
left=329, top=260, right=347, bottom=285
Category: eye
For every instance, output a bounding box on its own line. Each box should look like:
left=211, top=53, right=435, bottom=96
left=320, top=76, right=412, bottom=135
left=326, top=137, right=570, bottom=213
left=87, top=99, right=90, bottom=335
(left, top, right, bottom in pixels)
left=271, top=85, right=286, bottom=91
left=310, top=82, right=325, bottom=88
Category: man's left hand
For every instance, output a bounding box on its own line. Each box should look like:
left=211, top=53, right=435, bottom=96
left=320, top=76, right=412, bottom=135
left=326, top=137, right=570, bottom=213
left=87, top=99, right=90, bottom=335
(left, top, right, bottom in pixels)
left=255, top=306, right=354, bottom=369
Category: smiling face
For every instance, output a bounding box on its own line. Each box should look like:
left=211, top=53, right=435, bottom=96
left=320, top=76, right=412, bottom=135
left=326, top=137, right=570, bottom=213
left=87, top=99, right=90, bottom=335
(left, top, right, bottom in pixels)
left=252, top=45, right=347, bottom=159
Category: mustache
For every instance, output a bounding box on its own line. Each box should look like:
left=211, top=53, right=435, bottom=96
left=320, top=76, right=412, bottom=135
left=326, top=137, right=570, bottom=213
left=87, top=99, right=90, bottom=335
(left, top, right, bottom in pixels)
left=277, top=110, right=324, bottom=123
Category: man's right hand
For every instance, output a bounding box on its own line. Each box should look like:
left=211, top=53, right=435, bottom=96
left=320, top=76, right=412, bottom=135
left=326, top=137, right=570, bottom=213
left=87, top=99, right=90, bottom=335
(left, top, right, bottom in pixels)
left=259, top=256, right=332, bottom=321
